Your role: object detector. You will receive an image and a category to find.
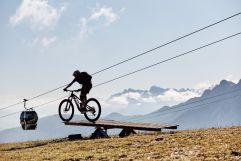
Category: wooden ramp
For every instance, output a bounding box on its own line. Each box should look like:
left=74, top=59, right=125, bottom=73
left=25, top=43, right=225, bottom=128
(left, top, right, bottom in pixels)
left=65, top=120, right=178, bottom=138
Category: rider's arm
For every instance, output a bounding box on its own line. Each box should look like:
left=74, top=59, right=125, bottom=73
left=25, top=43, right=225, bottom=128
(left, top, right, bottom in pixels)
left=77, top=88, right=81, bottom=92
left=64, top=79, right=76, bottom=90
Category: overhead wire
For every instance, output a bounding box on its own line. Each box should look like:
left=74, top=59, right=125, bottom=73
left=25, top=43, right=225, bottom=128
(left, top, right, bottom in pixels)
left=0, top=101, right=25, bottom=111
left=91, top=12, right=241, bottom=75
left=28, top=85, right=67, bottom=101
left=0, top=95, right=67, bottom=119
left=93, top=32, right=241, bottom=88
left=0, top=85, right=68, bottom=111
left=0, top=32, right=240, bottom=119
left=32, top=95, right=67, bottom=109
left=0, top=11, right=240, bottom=111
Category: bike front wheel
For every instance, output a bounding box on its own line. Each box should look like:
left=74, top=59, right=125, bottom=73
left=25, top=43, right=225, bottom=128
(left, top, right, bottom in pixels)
left=59, top=99, right=74, bottom=122
left=84, top=98, right=101, bottom=122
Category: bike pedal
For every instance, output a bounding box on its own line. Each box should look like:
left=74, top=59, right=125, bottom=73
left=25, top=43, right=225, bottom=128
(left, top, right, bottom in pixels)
left=80, top=110, right=88, bottom=114
left=80, top=108, right=87, bottom=114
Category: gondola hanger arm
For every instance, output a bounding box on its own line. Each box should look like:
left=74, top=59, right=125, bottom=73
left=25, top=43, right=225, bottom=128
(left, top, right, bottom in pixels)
left=23, top=99, right=32, bottom=110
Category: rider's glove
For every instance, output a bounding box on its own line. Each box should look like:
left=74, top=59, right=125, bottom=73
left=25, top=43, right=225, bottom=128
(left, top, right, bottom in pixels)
left=63, top=88, right=67, bottom=92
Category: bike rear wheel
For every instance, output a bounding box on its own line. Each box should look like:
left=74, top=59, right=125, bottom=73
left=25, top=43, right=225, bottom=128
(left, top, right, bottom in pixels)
left=59, top=99, right=74, bottom=122
left=84, top=98, right=101, bottom=122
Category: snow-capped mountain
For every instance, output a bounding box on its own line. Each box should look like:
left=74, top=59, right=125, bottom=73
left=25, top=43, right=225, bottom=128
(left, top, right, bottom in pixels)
left=106, top=79, right=241, bottom=129
left=106, top=85, right=206, bottom=115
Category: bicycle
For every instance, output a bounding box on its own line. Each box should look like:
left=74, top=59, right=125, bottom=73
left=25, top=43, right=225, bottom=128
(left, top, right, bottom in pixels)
left=58, top=89, right=101, bottom=122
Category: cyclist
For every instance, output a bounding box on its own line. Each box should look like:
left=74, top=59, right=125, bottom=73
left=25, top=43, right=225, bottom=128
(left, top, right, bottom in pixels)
left=63, top=70, right=92, bottom=112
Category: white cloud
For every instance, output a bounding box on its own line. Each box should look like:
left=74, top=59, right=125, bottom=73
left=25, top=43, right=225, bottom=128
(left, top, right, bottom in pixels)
left=89, top=6, right=118, bottom=25
left=109, top=95, right=129, bottom=105
left=41, top=37, right=57, bottom=47
left=126, top=92, right=141, bottom=100
left=193, top=75, right=239, bottom=93
left=156, top=89, right=199, bottom=102
left=108, top=92, right=141, bottom=105
left=141, top=97, right=156, bottom=103
left=107, top=82, right=211, bottom=106
left=194, top=82, right=212, bottom=94
left=79, top=5, right=121, bottom=39
left=226, top=75, right=239, bottom=84
left=32, top=36, right=57, bottom=47
left=9, top=0, right=66, bottom=29
left=79, top=18, right=93, bottom=39
left=108, top=89, right=201, bottom=106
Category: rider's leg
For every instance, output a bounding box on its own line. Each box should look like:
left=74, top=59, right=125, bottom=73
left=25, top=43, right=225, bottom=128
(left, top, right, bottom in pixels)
left=80, top=84, right=91, bottom=104
left=80, top=83, right=92, bottom=110
left=79, top=94, right=87, bottom=113
left=80, top=94, right=87, bottom=104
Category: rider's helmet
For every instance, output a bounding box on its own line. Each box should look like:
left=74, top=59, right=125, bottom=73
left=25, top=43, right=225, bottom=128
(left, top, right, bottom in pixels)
left=73, top=70, right=81, bottom=77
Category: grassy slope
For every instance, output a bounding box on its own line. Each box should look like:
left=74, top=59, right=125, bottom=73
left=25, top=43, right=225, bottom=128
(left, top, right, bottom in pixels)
left=0, top=126, right=241, bottom=161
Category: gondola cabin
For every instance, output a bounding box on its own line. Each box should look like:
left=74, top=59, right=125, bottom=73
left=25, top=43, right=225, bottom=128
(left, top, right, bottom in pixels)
left=20, top=110, right=38, bottom=130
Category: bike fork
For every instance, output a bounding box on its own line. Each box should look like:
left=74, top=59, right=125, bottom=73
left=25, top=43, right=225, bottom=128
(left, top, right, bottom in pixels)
left=65, top=98, right=72, bottom=111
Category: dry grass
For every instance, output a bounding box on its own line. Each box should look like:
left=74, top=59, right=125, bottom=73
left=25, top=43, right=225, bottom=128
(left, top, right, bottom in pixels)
left=1, top=126, right=241, bottom=161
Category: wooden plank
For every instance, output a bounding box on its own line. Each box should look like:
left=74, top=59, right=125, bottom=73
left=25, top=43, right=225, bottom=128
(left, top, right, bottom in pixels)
left=65, top=119, right=178, bottom=131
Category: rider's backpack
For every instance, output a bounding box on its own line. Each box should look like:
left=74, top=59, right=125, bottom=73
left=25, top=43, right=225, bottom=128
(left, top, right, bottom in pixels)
left=81, top=72, right=92, bottom=82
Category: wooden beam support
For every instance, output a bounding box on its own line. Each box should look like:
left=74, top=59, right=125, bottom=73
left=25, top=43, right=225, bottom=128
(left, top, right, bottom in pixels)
left=119, top=128, right=137, bottom=137
left=90, top=127, right=109, bottom=139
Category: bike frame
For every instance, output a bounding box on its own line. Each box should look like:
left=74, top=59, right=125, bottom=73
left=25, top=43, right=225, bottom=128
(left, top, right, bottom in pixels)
left=59, top=89, right=100, bottom=121
left=67, top=92, right=82, bottom=112
left=65, top=90, right=94, bottom=114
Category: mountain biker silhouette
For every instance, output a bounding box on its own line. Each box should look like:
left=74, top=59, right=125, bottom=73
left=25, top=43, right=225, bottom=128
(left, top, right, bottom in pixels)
left=63, top=70, right=92, bottom=111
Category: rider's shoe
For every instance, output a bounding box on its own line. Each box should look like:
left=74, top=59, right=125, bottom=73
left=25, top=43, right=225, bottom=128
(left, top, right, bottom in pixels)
left=79, top=103, right=87, bottom=114
left=80, top=108, right=87, bottom=114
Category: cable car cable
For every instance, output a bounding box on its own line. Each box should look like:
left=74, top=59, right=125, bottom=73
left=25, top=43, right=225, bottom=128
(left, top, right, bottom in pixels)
left=32, top=95, right=67, bottom=109
left=28, top=85, right=67, bottom=101
left=93, top=32, right=241, bottom=88
left=0, top=12, right=240, bottom=111
left=0, top=96, right=67, bottom=119
left=91, top=12, right=241, bottom=76
left=0, top=101, right=24, bottom=111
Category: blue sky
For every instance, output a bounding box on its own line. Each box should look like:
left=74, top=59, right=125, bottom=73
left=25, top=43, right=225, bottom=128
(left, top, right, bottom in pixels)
left=0, top=0, right=241, bottom=129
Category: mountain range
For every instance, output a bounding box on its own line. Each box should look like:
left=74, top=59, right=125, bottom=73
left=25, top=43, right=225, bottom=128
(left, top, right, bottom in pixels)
left=0, top=79, right=240, bottom=143
left=106, top=84, right=204, bottom=115
left=106, top=79, right=241, bottom=129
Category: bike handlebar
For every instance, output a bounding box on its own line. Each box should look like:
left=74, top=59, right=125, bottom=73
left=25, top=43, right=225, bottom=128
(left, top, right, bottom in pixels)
left=64, top=89, right=81, bottom=92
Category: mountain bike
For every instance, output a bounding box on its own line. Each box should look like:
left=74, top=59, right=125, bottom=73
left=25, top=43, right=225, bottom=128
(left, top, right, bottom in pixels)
left=58, top=89, right=101, bottom=122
